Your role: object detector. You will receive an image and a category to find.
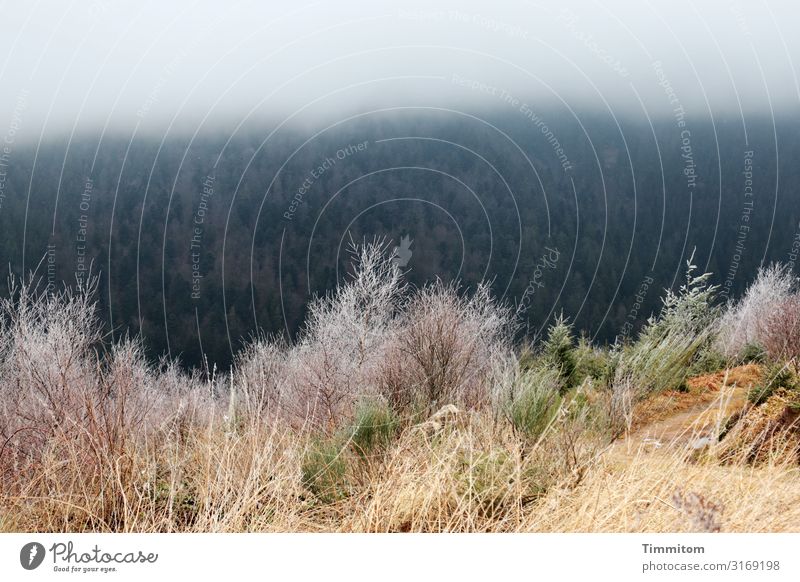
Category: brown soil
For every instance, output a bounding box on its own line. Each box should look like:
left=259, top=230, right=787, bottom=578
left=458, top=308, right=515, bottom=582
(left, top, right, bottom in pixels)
left=625, top=364, right=761, bottom=451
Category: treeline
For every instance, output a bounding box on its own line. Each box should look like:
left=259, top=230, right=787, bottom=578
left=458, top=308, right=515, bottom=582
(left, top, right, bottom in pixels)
left=0, top=110, right=798, bottom=369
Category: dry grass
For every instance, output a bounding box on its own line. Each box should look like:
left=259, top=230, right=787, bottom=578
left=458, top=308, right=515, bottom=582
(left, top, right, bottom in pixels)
left=523, top=448, right=800, bottom=532
left=3, top=404, right=799, bottom=533
left=2, top=251, right=800, bottom=533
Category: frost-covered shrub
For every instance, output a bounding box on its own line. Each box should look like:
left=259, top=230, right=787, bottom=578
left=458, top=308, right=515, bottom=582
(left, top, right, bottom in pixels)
left=231, top=339, right=288, bottom=424
left=716, top=264, right=797, bottom=359
left=759, top=295, right=800, bottom=362
left=0, top=276, right=101, bottom=446
left=386, top=281, right=513, bottom=414
left=284, top=240, right=405, bottom=429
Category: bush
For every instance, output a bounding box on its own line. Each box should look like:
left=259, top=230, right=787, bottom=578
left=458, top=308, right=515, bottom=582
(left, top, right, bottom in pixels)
left=573, top=335, right=612, bottom=386
left=748, top=362, right=799, bottom=406
left=615, top=255, right=720, bottom=400
left=688, top=346, right=729, bottom=376
left=286, top=239, right=405, bottom=429
left=231, top=339, right=287, bottom=424
left=759, top=295, right=800, bottom=362
left=389, top=281, right=512, bottom=413
left=738, top=342, right=767, bottom=364
left=0, top=275, right=102, bottom=446
left=301, top=438, right=350, bottom=503
left=716, top=263, right=797, bottom=359
left=506, top=368, right=562, bottom=440
left=348, top=398, right=399, bottom=458
left=541, top=314, right=578, bottom=393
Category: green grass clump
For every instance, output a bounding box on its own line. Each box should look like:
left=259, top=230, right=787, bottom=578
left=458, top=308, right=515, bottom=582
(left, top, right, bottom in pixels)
left=748, top=362, right=799, bottom=406
left=302, top=398, right=399, bottom=502
left=507, top=368, right=562, bottom=441
left=348, top=397, right=399, bottom=458
left=301, top=438, right=350, bottom=503
left=738, top=342, right=767, bottom=364
left=458, top=448, right=517, bottom=517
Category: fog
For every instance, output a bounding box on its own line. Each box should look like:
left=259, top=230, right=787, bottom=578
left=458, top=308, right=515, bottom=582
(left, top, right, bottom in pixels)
left=1, top=0, right=798, bottom=140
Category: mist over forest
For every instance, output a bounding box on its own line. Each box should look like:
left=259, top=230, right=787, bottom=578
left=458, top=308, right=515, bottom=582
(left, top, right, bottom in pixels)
left=2, top=1, right=799, bottom=371
left=1, top=110, right=799, bottom=369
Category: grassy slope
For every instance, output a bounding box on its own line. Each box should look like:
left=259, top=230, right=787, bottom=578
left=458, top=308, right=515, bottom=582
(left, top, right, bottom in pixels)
left=3, top=365, right=798, bottom=533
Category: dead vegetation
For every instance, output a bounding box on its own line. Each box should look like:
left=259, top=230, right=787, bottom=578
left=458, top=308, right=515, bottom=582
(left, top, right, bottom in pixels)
left=1, top=246, right=800, bottom=532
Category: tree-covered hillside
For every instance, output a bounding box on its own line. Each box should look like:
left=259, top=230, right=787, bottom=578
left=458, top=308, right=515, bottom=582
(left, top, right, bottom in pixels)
left=1, top=111, right=798, bottom=368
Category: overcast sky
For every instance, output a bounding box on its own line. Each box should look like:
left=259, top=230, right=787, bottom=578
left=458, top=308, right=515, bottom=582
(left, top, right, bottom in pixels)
left=1, top=0, right=798, bottom=140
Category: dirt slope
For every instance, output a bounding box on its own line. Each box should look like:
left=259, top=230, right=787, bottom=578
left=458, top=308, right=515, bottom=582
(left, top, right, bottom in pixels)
left=624, top=364, right=761, bottom=452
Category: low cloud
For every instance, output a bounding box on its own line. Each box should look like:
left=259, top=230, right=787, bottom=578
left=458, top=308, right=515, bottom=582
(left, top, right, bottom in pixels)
left=1, top=0, right=798, bottom=139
